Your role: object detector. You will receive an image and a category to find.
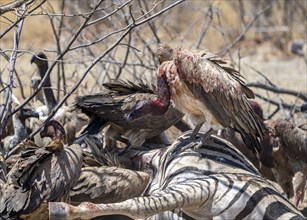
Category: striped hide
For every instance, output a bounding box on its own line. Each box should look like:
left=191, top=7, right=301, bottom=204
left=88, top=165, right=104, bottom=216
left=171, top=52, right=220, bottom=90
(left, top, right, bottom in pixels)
left=49, top=131, right=305, bottom=220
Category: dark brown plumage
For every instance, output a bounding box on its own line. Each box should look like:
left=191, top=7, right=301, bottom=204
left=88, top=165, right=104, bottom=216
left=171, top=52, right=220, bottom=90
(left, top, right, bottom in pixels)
left=74, top=80, right=186, bottom=151
left=30, top=75, right=44, bottom=104
left=0, top=120, right=83, bottom=219
left=31, top=52, right=57, bottom=114
left=70, top=166, right=150, bottom=205
left=128, top=44, right=265, bottom=155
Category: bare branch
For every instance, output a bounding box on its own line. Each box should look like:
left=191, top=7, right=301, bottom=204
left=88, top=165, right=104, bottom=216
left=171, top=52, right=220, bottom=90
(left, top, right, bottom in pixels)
left=247, top=82, right=307, bottom=101
left=0, top=4, right=25, bottom=136
left=10, top=0, right=105, bottom=117
left=219, top=0, right=275, bottom=56
left=0, top=0, right=33, bottom=15
left=194, top=4, right=213, bottom=49
left=0, top=0, right=46, bottom=39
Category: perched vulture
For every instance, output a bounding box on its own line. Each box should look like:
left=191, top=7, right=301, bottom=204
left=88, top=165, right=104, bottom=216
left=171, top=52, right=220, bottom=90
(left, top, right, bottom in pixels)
left=0, top=120, right=83, bottom=219
left=74, top=80, right=188, bottom=151
left=269, top=119, right=307, bottom=206
left=31, top=52, right=57, bottom=114
left=2, top=104, right=39, bottom=156
left=128, top=44, right=265, bottom=154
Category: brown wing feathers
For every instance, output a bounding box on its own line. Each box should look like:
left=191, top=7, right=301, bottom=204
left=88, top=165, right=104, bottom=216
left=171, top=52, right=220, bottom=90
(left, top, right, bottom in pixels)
left=173, top=46, right=265, bottom=153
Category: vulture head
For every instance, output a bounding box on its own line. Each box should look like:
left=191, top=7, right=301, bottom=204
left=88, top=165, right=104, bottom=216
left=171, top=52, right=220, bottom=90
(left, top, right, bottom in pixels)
left=126, top=96, right=170, bottom=122
left=127, top=71, right=170, bottom=122
left=301, top=102, right=307, bottom=112
left=17, top=106, right=40, bottom=121
left=157, top=43, right=173, bottom=63
left=40, top=120, right=67, bottom=145
left=30, top=52, right=48, bottom=67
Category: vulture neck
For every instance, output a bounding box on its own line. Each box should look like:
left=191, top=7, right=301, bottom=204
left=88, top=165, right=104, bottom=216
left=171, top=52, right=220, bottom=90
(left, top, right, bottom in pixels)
left=151, top=74, right=170, bottom=115
left=38, top=62, right=57, bottom=114
left=11, top=114, right=27, bottom=147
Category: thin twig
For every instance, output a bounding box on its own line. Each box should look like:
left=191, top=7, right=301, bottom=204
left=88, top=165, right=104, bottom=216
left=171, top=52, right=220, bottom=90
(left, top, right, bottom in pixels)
left=0, top=4, right=25, bottom=136
left=0, top=0, right=46, bottom=39
left=247, top=82, right=307, bottom=101
left=194, top=4, right=213, bottom=49
left=255, top=93, right=301, bottom=112
left=10, top=0, right=105, bottom=117
left=219, top=0, right=275, bottom=56
left=0, top=0, right=33, bottom=15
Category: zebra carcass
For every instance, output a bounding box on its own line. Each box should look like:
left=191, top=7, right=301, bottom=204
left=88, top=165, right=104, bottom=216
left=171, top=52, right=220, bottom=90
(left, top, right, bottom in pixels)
left=49, top=131, right=305, bottom=220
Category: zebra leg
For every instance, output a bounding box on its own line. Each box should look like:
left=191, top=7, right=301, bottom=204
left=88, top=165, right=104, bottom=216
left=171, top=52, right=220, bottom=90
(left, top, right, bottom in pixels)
left=49, top=180, right=210, bottom=220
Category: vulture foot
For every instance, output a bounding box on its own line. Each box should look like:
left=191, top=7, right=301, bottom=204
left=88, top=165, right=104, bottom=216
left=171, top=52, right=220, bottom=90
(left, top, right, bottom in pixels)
left=190, top=122, right=204, bottom=140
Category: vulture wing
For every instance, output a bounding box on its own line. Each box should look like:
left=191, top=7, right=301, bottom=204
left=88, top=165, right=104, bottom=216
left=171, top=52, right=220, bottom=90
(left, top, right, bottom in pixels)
left=75, top=80, right=183, bottom=134
left=173, top=47, right=265, bottom=152
left=0, top=143, right=82, bottom=218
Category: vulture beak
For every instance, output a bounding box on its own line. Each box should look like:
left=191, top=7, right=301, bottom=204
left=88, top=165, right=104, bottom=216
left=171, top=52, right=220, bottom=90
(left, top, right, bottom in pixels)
left=21, top=107, right=40, bottom=118
left=30, top=55, right=37, bottom=64
left=301, top=102, right=307, bottom=112
left=24, top=108, right=40, bottom=118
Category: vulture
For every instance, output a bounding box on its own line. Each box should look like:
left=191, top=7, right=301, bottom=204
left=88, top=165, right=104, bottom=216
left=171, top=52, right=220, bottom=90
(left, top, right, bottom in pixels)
left=269, top=119, right=307, bottom=206
left=30, top=52, right=88, bottom=145
left=2, top=104, right=39, bottom=156
left=128, top=44, right=265, bottom=154
left=0, top=120, right=83, bottom=219
left=219, top=100, right=276, bottom=170
left=74, top=80, right=189, bottom=151
left=30, top=75, right=45, bottom=105
left=289, top=39, right=307, bottom=57
left=31, top=52, right=57, bottom=114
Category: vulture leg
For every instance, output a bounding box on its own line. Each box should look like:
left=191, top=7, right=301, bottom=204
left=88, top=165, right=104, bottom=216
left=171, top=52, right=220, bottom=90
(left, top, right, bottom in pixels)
left=190, top=122, right=204, bottom=140
left=200, top=128, right=215, bottom=144
left=191, top=128, right=215, bottom=150
left=190, top=123, right=215, bottom=145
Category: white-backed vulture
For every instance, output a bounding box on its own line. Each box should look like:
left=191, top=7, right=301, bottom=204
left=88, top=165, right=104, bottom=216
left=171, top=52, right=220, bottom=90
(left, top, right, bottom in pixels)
left=127, top=44, right=265, bottom=156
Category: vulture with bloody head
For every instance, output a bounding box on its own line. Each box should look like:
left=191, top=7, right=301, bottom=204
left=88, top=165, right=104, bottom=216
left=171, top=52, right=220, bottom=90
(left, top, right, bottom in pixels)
left=128, top=44, right=265, bottom=155
left=74, top=80, right=189, bottom=152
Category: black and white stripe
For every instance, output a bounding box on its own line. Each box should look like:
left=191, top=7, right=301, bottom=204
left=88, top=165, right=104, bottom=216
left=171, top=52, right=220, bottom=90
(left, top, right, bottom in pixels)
left=49, top=131, right=305, bottom=220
